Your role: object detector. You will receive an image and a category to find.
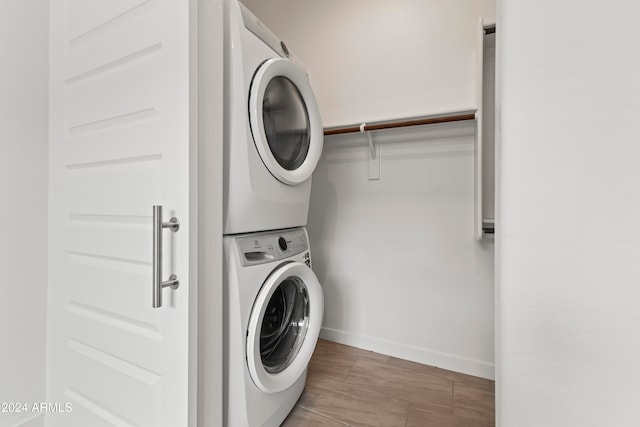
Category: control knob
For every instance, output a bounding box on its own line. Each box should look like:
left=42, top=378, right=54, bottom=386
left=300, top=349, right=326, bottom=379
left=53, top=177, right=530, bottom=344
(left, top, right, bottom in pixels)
left=278, top=237, right=288, bottom=251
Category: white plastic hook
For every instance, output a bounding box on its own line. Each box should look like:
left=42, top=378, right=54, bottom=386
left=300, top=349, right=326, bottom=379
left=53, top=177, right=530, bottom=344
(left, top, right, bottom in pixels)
left=359, top=123, right=380, bottom=180
left=360, top=123, right=376, bottom=159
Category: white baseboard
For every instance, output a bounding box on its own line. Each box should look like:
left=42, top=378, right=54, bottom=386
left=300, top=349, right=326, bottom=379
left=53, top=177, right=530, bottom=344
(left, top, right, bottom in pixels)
left=319, top=327, right=495, bottom=380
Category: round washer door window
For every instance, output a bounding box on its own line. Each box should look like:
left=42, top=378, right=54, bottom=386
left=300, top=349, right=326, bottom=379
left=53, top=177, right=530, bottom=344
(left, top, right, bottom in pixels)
left=249, top=58, right=323, bottom=185
left=246, top=262, right=324, bottom=393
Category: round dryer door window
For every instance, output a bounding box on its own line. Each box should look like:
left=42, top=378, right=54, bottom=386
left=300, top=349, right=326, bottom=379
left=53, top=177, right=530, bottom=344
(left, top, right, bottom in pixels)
left=249, top=58, right=323, bottom=185
left=246, top=262, right=324, bottom=394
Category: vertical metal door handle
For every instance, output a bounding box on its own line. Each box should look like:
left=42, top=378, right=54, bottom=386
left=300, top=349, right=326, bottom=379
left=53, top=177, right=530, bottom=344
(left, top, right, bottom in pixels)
left=152, top=205, right=180, bottom=308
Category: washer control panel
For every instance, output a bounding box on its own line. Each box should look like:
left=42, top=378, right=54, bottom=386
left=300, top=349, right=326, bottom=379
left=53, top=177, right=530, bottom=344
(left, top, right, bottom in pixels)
left=237, top=228, right=309, bottom=267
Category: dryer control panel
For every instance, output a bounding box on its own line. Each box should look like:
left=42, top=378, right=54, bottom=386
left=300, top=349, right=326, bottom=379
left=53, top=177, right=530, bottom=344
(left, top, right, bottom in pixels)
left=237, top=228, right=309, bottom=267
left=240, top=2, right=288, bottom=59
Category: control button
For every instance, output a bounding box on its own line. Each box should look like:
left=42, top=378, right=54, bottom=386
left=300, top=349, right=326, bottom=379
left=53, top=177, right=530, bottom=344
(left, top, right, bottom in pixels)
left=278, top=237, right=288, bottom=251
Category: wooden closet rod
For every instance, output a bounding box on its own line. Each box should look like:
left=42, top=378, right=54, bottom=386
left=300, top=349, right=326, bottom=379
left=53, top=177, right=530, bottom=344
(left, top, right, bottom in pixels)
left=324, top=112, right=476, bottom=136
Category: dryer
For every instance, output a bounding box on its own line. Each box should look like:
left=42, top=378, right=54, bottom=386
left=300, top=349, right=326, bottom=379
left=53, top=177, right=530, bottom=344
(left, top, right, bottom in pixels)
left=224, top=0, right=324, bottom=235
left=224, top=227, right=324, bottom=426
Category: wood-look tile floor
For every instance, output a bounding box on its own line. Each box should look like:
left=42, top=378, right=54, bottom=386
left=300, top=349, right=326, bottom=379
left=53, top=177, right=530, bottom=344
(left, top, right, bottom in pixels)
left=282, top=340, right=495, bottom=427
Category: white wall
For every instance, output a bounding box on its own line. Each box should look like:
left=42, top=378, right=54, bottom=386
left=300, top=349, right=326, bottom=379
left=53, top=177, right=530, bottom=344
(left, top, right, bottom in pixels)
left=242, top=0, right=497, bottom=378
left=0, top=1, right=48, bottom=427
left=310, top=125, right=495, bottom=378
left=242, top=0, right=495, bottom=128
left=499, top=1, right=640, bottom=425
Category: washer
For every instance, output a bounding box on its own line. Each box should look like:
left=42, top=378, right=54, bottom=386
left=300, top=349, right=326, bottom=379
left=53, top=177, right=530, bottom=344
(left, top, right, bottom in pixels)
left=224, top=227, right=324, bottom=427
left=224, top=0, right=324, bottom=235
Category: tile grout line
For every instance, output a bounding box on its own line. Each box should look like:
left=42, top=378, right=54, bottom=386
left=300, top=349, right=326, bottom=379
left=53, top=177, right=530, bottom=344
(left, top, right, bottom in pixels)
left=341, top=355, right=361, bottom=382
left=298, top=404, right=353, bottom=426
left=451, top=381, right=456, bottom=414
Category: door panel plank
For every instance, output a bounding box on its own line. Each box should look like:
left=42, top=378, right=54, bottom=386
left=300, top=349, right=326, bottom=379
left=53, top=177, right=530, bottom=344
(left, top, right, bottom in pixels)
left=67, top=256, right=158, bottom=329
left=66, top=59, right=164, bottom=129
left=67, top=0, right=158, bottom=48
left=64, top=123, right=165, bottom=166
left=67, top=340, right=161, bottom=427
left=64, top=224, right=151, bottom=262
left=67, top=156, right=162, bottom=216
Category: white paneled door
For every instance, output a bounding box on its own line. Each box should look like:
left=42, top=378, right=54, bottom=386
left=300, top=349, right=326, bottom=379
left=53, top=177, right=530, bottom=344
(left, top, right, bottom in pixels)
left=48, top=1, right=194, bottom=426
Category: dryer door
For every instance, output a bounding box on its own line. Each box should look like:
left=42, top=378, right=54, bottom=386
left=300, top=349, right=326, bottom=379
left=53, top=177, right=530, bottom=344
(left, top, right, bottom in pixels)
left=249, top=58, right=323, bottom=185
left=246, top=261, right=324, bottom=393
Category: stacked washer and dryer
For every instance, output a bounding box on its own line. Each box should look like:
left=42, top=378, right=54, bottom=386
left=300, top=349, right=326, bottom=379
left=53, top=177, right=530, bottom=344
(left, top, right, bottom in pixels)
left=222, top=1, right=325, bottom=426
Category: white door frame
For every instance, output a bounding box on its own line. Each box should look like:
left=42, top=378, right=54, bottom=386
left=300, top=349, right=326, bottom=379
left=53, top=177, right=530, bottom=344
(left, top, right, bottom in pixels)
left=193, top=0, right=224, bottom=425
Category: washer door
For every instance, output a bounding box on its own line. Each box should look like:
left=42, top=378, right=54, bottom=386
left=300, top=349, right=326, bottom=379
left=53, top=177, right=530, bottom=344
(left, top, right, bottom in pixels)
left=249, top=58, right=323, bottom=185
left=246, top=262, right=324, bottom=393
